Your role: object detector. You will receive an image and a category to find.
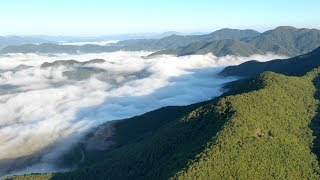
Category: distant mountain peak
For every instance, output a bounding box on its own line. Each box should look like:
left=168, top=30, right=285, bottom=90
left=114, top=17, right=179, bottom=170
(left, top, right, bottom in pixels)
left=210, top=28, right=260, bottom=34
left=274, top=26, right=297, bottom=31
left=166, top=34, right=182, bottom=37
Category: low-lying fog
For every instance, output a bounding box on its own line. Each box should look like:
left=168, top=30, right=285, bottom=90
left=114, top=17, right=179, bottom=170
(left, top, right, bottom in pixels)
left=0, top=51, right=285, bottom=177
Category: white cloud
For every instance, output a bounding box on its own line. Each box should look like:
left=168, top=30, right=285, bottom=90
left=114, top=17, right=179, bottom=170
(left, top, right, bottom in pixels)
left=0, top=51, right=285, bottom=177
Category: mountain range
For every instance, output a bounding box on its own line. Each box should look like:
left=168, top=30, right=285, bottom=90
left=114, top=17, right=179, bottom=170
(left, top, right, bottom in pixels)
left=4, top=26, right=320, bottom=180
left=0, top=28, right=260, bottom=54
left=0, top=43, right=121, bottom=54
left=115, top=28, right=260, bottom=51
left=24, top=32, right=186, bottom=43
left=150, top=26, right=320, bottom=57
left=7, top=40, right=320, bottom=179
left=148, top=39, right=264, bottom=57
left=0, top=32, right=194, bottom=51
left=0, top=36, right=51, bottom=49
left=1, top=26, right=320, bottom=58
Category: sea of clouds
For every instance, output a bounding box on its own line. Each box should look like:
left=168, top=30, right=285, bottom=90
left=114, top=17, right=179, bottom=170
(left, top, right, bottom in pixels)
left=0, top=51, right=286, bottom=177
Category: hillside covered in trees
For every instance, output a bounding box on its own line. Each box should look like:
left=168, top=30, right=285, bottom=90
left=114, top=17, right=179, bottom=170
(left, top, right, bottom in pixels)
left=220, top=46, right=320, bottom=77
left=8, top=47, right=320, bottom=179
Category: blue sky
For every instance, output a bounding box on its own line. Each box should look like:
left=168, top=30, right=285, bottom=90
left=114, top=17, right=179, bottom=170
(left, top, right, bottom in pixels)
left=0, top=0, right=319, bottom=35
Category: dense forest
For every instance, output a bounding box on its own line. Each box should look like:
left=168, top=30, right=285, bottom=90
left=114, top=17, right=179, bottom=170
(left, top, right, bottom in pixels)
left=8, top=47, right=320, bottom=179
left=8, top=26, right=320, bottom=179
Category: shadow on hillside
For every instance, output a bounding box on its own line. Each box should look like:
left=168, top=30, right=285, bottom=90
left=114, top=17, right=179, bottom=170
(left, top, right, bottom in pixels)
left=51, top=100, right=232, bottom=179
left=49, top=69, right=273, bottom=179
left=310, top=76, right=320, bottom=162
left=64, top=66, right=236, bottom=134
left=48, top=67, right=240, bottom=179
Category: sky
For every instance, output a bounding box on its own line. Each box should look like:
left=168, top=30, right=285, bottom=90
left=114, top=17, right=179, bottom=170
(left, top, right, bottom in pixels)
left=0, top=0, right=319, bottom=36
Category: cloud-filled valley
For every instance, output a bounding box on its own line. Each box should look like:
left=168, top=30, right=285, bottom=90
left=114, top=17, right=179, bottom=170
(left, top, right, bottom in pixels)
left=0, top=51, right=286, bottom=177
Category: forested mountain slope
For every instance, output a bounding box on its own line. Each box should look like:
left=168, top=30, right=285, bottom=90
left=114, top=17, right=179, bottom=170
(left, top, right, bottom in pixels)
left=220, top=46, right=320, bottom=77
left=9, top=68, right=320, bottom=179
left=148, top=39, right=265, bottom=57
left=247, top=26, right=320, bottom=56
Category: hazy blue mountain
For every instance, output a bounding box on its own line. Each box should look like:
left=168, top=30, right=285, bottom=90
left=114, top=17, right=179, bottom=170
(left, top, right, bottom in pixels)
left=0, top=28, right=260, bottom=54
left=115, top=28, right=261, bottom=50
left=27, top=32, right=183, bottom=42
left=3, top=27, right=320, bottom=58
left=0, top=36, right=51, bottom=49
left=0, top=43, right=121, bottom=54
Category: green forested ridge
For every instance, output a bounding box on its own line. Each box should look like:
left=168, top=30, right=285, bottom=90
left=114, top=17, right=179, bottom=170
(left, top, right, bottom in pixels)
left=220, top=46, right=320, bottom=77
left=176, top=71, right=320, bottom=179
left=8, top=66, right=320, bottom=179
left=247, top=26, right=320, bottom=56
left=148, top=39, right=265, bottom=57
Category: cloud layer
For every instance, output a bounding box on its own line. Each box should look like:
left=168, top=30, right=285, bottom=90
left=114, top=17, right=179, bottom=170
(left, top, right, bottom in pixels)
left=0, top=51, right=286, bottom=177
